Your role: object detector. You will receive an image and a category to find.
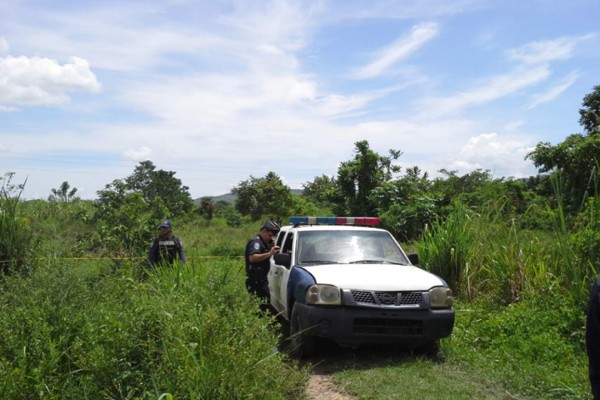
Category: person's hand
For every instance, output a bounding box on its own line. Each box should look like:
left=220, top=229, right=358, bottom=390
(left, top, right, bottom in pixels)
left=270, top=245, right=280, bottom=256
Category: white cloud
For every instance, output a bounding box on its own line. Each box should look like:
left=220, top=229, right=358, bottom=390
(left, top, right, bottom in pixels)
left=503, top=120, right=525, bottom=131
left=507, top=34, right=596, bottom=64
left=418, top=65, right=551, bottom=118
left=1, top=0, right=595, bottom=200
left=0, top=56, right=101, bottom=107
left=0, top=142, right=11, bottom=152
left=0, top=105, right=19, bottom=113
left=448, top=133, right=535, bottom=177
left=122, top=146, right=154, bottom=161
left=352, top=22, right=439, bottom=79
left=525, top=70, right=580, bottom=110
left=310, top=82, right=418, bottom=118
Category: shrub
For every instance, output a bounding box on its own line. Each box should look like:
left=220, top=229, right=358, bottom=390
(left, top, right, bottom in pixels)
left=0, top=258, right=307, bottom=399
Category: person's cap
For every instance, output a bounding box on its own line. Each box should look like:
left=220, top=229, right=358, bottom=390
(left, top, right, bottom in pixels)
left=158, top=219, right=172, bottom=228
left=262, top=220, right=280, bottom=234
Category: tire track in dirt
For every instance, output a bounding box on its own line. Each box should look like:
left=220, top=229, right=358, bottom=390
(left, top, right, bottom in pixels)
left=305, top=373, right=355, bottom=400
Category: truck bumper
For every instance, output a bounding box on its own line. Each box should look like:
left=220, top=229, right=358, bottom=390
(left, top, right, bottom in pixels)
left=293, top=302, right=455, bottom=346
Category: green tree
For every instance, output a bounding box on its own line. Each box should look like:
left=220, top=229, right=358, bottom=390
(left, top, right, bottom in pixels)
left=48, top=181, right=79, bottom=202
left=372, top=166, right=438, bottom=241
left=302, top=174, right=337, bottom=209
left=430, top=169, right=494, bottom=209
left=125, top=160, right=194, bottom=216
left=90, top=161, right=191, bottom=257
left=198, top=196, right=213, bottom=221
left=527, top=85, right=600, bottom=212
left=579, top=84, right=600, bottom=136
left=232, top=172, right=292, bottom=222
left=334, top=140, right=401, bottom=216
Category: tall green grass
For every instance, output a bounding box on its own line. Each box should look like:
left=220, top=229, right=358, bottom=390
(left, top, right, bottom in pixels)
left=418, top=197, right=595, bottom=307
left=414, top=190, right=593, bottom=398
left=0, top=258, right=307, bottom=399
left=0, top=173, right=36, bottom=275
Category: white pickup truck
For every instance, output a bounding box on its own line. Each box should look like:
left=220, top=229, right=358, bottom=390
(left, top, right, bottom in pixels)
left=267, top=216, right=455, bottom=356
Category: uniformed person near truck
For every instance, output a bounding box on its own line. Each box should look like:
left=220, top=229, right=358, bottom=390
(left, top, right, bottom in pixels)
left=148, top=219, right=186, bottom=267
left=245, top=220, right=280, bottom=301
left=587, top=273, right=600, bottom=399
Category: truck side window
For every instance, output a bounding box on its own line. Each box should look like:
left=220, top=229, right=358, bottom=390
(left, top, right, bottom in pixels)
left=275, top=231, right=285, bottom=247
left=282, top=233, right=294, bottom=254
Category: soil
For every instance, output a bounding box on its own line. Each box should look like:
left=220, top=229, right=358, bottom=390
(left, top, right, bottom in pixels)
left=300, top=341, right=437, bottom=400
left=305, top=373, right=356, bottom=400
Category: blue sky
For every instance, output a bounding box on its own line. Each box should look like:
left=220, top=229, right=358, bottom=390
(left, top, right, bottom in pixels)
left=1, top=0, right=599, bottom=200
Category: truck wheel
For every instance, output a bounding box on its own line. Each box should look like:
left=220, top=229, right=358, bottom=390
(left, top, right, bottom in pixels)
left=287, top=304, right=316, bottom=357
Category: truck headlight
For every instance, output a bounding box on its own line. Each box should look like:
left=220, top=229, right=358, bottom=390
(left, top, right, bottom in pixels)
left=429, top=287, right=453, bottom=309
left=306, top=284, right=341, bottom=305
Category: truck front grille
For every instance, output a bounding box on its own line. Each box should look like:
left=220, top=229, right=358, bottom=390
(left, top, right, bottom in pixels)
left=351, top=290, right=422, bottom=306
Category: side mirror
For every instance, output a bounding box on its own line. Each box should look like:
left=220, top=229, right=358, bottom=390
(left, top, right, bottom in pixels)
left=407, top=253, right=419, bottom=265
left=273, top=253, right=291, bottom=268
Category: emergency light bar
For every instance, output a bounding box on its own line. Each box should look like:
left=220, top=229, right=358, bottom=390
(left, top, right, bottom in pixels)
left=289, top=216, right=381, bottom=226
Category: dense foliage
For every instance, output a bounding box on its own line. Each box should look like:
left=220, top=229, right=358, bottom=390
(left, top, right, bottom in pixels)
left=0, top=259, right=307, bottom=399
left=0, top=173, right=36, bottom=274
left=231, top=171, right=293, bottom=223
left=0, top=85, right=599, bottom=399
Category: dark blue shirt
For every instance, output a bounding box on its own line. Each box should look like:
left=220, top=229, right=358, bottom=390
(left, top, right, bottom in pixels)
left=245, top=235, right=270, bottom=273
left=148, top=234, right=185, bottom=266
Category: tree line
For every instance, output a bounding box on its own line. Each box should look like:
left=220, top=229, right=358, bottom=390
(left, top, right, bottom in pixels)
left=1, top=85, right=599, bottom=270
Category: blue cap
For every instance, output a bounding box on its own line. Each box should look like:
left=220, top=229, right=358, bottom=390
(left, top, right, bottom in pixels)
left=262, top=220, right=280, bottom=234
left=159, top=219, right=172, bottom=228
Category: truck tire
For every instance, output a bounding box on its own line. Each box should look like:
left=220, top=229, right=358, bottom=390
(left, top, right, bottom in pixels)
left=288, top=304, right=316, bottom=357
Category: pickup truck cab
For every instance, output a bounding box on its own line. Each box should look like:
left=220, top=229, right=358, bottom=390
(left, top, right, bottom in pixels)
left=268, top=216, right=455, bottom=356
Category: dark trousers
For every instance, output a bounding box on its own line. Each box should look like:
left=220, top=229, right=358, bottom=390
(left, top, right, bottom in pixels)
left=246, top=266, right=270, bottom=300
left=587, top=278, right=600, bottom=399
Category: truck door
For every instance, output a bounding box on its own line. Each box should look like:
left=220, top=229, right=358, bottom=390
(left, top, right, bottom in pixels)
left=269, top=231, right=294, bottom=314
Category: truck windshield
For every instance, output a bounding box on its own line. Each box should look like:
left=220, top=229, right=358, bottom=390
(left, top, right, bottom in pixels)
left=296, top=230, right=410, bottom=266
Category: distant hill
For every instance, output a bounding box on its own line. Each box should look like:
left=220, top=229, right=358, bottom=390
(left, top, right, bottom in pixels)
left=195, top=189, right=302, bottom=205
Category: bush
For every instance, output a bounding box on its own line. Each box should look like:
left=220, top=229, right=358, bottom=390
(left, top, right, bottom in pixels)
left=451, top=295, right=588, bottom=399
left=0, top=259, right=307, bottom=399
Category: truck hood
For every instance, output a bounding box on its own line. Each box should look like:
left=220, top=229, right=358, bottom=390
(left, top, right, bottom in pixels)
left=302, top=263, right=446, bottom=291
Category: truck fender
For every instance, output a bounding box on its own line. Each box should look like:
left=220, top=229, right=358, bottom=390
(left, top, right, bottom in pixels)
left=286, top=267, right=316, bottom=316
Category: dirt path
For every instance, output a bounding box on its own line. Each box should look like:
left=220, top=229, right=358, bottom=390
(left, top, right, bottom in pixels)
left=305, top=373, right=355, bottom=400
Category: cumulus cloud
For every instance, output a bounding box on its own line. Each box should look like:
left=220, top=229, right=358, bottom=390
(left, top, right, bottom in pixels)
left=352, top=22, right=439, bottom=79
left=0, top=56, right=101, bottom=108
left=449, top=133, right=535, bottom=177
left=122, top=146, right=153, bottom=161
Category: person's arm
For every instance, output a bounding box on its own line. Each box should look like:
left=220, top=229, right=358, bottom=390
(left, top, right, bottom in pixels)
left=248, top=246, right=280, bottom=263
left=177, top=240, right=186, bottom=265
left=148, top=238, right=158, bottom=265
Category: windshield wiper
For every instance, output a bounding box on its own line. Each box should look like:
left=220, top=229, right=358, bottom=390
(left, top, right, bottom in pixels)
left=301, top=260, right=339, bottom=265
left=348, top=259, right=409, bottom=265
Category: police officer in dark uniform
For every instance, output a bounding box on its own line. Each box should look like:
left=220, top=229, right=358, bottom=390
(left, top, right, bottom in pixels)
left=245, top=220, right=280, bottom=301
left=148, top=219, right=186, bottom=267
left=587, top=273, right=600, bottom=399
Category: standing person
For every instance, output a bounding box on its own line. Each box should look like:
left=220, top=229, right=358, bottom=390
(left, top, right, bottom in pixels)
left=588, top=273, right=600, bottom=399
left=245, top=220, right=280, bottom=302
left=148, top=219, right=186, bottom=267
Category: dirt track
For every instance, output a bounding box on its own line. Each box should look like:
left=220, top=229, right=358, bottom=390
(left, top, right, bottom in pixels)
left=305, top=373, right=355, bottom=400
